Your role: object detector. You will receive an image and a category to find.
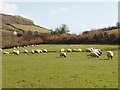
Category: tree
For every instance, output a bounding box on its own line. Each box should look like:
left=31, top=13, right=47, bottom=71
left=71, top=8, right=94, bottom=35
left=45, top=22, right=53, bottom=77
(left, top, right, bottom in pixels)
left=55, top=24, right=70, bottom=34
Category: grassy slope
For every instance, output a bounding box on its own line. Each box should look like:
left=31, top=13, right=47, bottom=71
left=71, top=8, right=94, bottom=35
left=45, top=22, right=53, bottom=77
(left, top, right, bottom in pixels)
left=2, top=44, right=118, bottom=88
left=106, top=29, right=120, bottom=34
left=12, top=24, right=50, bottom=33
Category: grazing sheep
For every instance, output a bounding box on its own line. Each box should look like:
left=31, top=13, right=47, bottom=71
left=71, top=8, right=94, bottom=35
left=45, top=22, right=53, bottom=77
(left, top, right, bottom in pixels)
left=13, top=31, right=17, bottom=35
left=86, top=48, right=94, bottom=52
left=13, top=47, right=15, bottom=49
left=24, top=50, right=28, bottom=53
left=72, top=49, right=77, bottom=52
left=77, top=49, right=82, bottom=52
left=39, top=50, right=43, bottom=53
left=43, top=49, right=47, bottom=53
left=60, top=49, right=65, bottom=52
left=107, top=51, right=113, bottom=59
left=60, top=52, right=67, bottom=58
left=13, top=50, right=19, bottom=55
left=67, top=49, right=72, bottom=52
left=90, top=51, right=99, bottom=58
left=91, top=49, right=102, bottom=56
left=3, top=51, right=9, bottom=54
left=17, top=46, right=19, bottom=49
left=34, top=50, right=42, bottom=53
left=0, top=49, right=2, bottom=51
left=31, top=50, right=35, bottom=54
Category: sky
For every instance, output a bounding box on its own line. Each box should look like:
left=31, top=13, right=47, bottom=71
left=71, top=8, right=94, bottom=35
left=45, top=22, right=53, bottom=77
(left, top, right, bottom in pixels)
left=0, top=0, right=118, bottom=34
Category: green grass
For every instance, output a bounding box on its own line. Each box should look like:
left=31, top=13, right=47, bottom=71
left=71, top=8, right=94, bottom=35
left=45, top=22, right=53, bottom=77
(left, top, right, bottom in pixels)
left=2, top=44, right=118, bottom=88
left=12, top=24, right=51, bottom=33
left=107, top=29, right=120, bottom=34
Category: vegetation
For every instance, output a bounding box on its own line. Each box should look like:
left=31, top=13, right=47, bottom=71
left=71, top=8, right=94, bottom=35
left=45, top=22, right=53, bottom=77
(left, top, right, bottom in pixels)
left=12, top=24, right=50, bottom=33
left=0, top=13, right=50, bottom=33
left=2, top=44, right=118, bottom=88
left=51, top=24, right=70, bottom=35
left=1, top=13, right=120, bottom=49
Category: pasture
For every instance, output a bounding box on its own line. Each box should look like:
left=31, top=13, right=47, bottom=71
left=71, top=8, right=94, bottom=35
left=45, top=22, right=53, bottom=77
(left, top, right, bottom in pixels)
left=2, top=44, right=118, bottom=88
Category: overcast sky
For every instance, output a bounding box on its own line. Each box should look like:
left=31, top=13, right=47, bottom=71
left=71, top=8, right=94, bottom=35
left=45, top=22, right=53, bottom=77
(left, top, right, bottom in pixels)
left=0, top=0, right=118, bottom=34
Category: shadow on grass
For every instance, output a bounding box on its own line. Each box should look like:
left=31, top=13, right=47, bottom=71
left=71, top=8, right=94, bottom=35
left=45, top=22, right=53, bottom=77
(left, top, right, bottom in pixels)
left=99, top=58, right=110, bottom=60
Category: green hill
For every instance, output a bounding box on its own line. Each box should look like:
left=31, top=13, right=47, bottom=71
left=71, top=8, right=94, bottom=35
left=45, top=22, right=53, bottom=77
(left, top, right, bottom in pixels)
left=106, top=29, right=120, bottom=34
left=0, top=13, right=50, bottom=33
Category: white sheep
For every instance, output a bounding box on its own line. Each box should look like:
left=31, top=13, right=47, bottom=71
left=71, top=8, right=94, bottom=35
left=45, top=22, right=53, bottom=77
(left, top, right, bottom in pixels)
left=13, top=47, right=16, bottom=49
left=43, top=49, right=47, bottom=53
left=13, top=50, right=19, bottom=55
left=72, top=49, right=77, bottom=52
left=91, top=49, right=102, bottom=56
left=60, top=49, right=65, bottom=52
left=60, top=52, right=67, bottom=58
left=39, top=50, right=43, bottom=53
left=34, top=50, right=42, bottom=53
left=90, top=51, right=99, bottom=58
left=24, top=50, right=29, bottom=53
left=3, top=51, right=9, bottom=54
left=0, top=49, right=2, bottom=51
left=67, top=49, right=72, bottom=52
left=107, top=51, right=113, bottom=59
left=77, top=49, right=82, bottom=52
left=31, top=50, right=35, bottom=54
left=86, top=48, right=94, bottom=52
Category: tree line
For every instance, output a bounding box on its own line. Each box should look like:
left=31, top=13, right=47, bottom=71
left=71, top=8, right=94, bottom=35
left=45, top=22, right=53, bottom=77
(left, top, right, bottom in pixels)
left=2, top=24, right=120, bottom=49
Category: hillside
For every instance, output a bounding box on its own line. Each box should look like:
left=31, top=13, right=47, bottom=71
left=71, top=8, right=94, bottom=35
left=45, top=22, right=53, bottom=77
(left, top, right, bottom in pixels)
left=106, top=29, right=120, bottom=34
left=0, top=13, right=50, bottom=33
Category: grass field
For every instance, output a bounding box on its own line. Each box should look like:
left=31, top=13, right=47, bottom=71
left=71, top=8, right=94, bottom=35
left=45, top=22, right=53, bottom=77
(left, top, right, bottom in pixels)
left=2, top=44, right=119, bottom=88
left=107, top=29, right=120, bottom=34
left=12, top=24, right=51, bottom=33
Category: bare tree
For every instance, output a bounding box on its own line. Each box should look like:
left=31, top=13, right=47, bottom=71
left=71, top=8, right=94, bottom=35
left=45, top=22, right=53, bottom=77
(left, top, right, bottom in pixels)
left=55, top=24, right=70, bottom=34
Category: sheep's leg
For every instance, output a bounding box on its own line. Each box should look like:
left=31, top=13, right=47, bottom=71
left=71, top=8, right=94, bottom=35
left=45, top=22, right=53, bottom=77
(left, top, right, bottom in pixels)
left=110, top=56, right=113, bottom=59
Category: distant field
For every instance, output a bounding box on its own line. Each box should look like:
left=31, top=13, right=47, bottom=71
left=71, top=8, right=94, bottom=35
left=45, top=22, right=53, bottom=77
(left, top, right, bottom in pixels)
left=12, top=24, right=51, bottom=33
left=1, top=24, right=51, bottom=33
left=107, top=29, right=120, bottom=34
left=2, top=44, right=118, bottom=88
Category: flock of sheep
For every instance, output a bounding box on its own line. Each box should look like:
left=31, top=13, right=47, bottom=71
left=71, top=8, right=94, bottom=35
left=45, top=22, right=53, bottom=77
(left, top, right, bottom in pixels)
left=1, top=46, right=114, bottom=59
left=60, top=48, right=114, bottom=59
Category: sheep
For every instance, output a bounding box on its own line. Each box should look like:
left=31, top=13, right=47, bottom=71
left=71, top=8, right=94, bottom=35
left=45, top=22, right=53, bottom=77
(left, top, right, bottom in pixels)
left=107, top=51, right=113, bottom=59
left=13, top=47, right=16, bottom=49
left=77, top=49, right=82, bottom=52
left=34, top=50, right=42, bottom=53
left=90, top=51, right=99, bottom=58
left=13, top=50, right=19, bottom=55
left=67, top=49, right=72, bottom=52
left=60, top=52, right=67, bottom=58
left=31, top=50, right=35, bottom=54
left=0, top=49, right=2, bottom=51
left=43, top=49, right=47, bottom=53
left=39, top=50, right=43, bottom=53
left=72, top=49, right=77, bottom=52
left=86, top=48, right=94, bottom=52
left=91, top=49, right=102, bottom=56
left=13, top=31, right=17, bottom=35
left=60, top=49, right=65, bottom=52
left=3, top=51, right=9, bottom=54
left=24, top=50, right=29, bottom=53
